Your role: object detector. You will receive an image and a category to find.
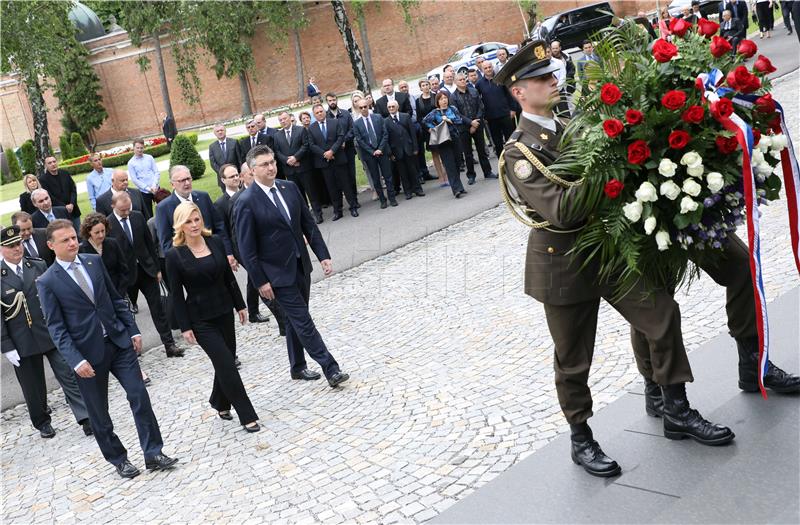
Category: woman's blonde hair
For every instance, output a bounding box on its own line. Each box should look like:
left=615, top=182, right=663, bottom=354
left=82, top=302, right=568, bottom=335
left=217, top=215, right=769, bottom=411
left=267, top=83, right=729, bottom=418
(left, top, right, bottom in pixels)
left=172, top=202, right=211, bottom=247
left=23, top=174, right=39, bottom=192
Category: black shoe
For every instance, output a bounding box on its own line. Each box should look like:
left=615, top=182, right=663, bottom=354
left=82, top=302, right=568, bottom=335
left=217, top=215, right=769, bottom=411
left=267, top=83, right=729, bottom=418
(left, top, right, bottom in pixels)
left=291, top=369, right=322, bottom=381
left=130, top=304, right=139, bottom=314
left=467, top=177, right=476, bottom=185
left=661, top=384, right=735, bottom=445
left=737, top=337, right=800, bottom=394
left=80, top=420, right=93, bottom=436
left=145, top=453, right=179, bottom=471
left=380, top=201, right=388, bottom=209
left=142, top=375, right=152, bottom=387
left=46, top=405, right=52, bottom=415
left=389, top=200, right=398, bottom=207
left=484, top=173, right=498, bottom=179
left=423, top=174, right=438, bottom=181
left=405, top=194, right=413, bottom=200
left=415, top=191, right=426, bottom=197
left=355, top=202, right=361, bottom=208
left=243, top=422, right=261, bottom=433
left=165, top=343, right=184, bottom=358
left=115, top=460, right=141, bottom=479
left=328, top=371, right=350, bottom=388
left=571, top=439, right=621, bottom=477
left=234, top=357, right=241, bottom=369
left=278, top=323, right=286, bottom=337
left=218, top=411, right=233, bottom=421
left=644, top=378, right=664, bottom=417
left=38, top=423, right=56, bottom=439
left=332, top=212, right=343, bottom=221
left=248, top=313, right=270, bottom=323
left=314, top=213, right=324, bottom=225
left=350, top=209, right=359, bottom=217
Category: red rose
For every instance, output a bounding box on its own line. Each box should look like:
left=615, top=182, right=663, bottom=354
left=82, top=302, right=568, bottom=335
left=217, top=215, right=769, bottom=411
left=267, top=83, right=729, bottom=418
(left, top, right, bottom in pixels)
left=697, top=18, right=720, bottom=38
left=603, top=118, right=625, bottom=138
left=742, top=74, right=761, bottom=94
left=661, top=90, right=687, bottom=111
left=625, top=109, right=644, bottom=125
left=753, top=54, right=777, bottom=74
left=681, top=105, right=705, bottom=124
left=755, top=93, right=776, bottom=114
left=715, top=135, right=739, bottom=154
left=604, top=179, right=624, bottom=199
left=710, top=35, right=732, bottom=58
left=710, top=97, right=734, bottom=120
left=737, top=39, right=758, bottom=58
left=668, top=130, right=691, bottom=149
left=669, top=17, right=693, bottom=37
left=652, top=38, right=679, bottom=63
left=752, top=129, right=761, bottom=145
left=627, top=140, right=651, bottom=165
left=600, top=83, right=622, bottom=105
left=726, top=66, right=761, bottom=93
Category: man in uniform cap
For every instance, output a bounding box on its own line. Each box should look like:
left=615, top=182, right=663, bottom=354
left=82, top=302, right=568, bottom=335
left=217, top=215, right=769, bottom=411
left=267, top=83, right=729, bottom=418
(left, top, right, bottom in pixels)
left=495, top=41, right=734, bottom=477
left=1, top=225, right=92, bottom=438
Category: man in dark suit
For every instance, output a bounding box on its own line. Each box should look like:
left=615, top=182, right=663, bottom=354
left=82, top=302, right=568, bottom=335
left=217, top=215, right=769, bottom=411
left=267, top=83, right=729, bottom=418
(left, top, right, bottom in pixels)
left=37, top=220, right=178, bottom=478
left=209, top=124, right=240, bottom=190
left=39, top=156, right=81, bottom=232
left=237, top=119, right=272, bottom=165
left=1, top=225, right=91, bottom=438
left=107, top=192, right=184, bottom=357
left=273, top=112, right=323, bottom=223
left=30, top=189, right=69, bottom=229
left=353, top=98, right=398, bottom=208
left=306, top=76, right=321, bottom=99
left=476, top=61, right=519, bottom=158
left=308, top=104, right=358, bottom=220
left=722, top=0, right=748, bottom=22
left=721, top=9, right=745, bottom=50
left=12, top=212, right=54, bottom=266
left=96, top=169, right=150, bottom=220
left=160, top=112, right=177, bottom=147
left=326, top=94, right=359, bottom=209
left=234, top=145, right=349, bottom=387
left=450, top=73, right=497, bottom=185
left=385, top=100, right=427, bottom=200
left=375, top=78, right=414, bottom=118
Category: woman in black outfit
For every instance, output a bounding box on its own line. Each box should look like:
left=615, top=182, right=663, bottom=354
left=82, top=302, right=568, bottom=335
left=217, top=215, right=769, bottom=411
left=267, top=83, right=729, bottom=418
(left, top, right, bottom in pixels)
left=416, top=79, right=446, bottom=184
left=19, top=174, right=40, bottom=215
left=166, top=202, right=260, bottom=432
left=79, top=213, right=130, bottom=299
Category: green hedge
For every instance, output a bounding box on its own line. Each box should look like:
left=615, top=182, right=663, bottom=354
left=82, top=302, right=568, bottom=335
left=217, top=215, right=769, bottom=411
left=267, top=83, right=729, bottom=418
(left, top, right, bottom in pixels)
left=59, top=142, right=171, bottom=176
left=59, top=134, right=73, bottom=160
left=169, top=134, right=205, bottom=180
left=70, top=132, right=88, bottom=156
left=19, top=141, right=36, bottom=174
left=3, top=147, right=23, bottom=184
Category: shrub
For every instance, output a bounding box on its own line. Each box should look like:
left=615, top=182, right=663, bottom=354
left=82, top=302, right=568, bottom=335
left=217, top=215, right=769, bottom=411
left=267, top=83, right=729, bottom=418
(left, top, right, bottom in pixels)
left=59, top=133, right=73, bottom=160
left=59, top=142, right=171, bottom=176
left=19, top=140, right=36, bottom=174
left=70, top=132, right=88, bottom=156
left=169, top=133, right=205, bottom=180
left=186, top=132, right=198, bottom=144
left=3, top=146, right=23, bottom=184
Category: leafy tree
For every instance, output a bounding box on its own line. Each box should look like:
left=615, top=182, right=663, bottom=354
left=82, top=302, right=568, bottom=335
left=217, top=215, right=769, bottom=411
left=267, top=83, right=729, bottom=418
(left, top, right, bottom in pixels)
left=59, top=134, right=74, bottom=160
left=19, top=141, right=37, bottom=174
left=70, top=132, right=89, bottom=156
left=4, top=147, right=23, bottom=184
left=169, top=134, right=206, bottom=180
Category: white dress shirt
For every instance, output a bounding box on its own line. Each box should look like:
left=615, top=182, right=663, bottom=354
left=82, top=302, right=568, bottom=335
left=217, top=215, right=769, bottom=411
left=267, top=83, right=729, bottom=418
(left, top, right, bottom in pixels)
left=255, top=180, right=291, bottom=221
left=522, top=111, right=557, bottom=132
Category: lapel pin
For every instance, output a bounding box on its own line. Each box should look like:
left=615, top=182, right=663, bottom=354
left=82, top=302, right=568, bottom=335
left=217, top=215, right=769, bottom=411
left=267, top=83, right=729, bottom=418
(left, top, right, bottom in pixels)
left=540, top=132, right=549, bottom=141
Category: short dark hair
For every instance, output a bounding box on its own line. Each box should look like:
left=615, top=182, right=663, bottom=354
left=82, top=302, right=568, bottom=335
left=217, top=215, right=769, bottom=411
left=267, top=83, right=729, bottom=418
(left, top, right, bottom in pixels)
left=499, top=47, right=509, bottom=54
left=299, top=111, right=311, bottom=120
left=46, top=219, right=75, bottom=241
left=11, top=211, right=31, bottom=225
left=311, top=103, right=324, bottom=112
left=245, top=145, right=275, bottom=169
left=133, top=139, right=145, bottom=147
left=80, top=213, right=109, bottom=240
left=218, top=163, right=238, bottom=177
left=581, top=39, right=592, bottom=48
left=434, top=91, right=450, bottom=107
left=467, top=68, right=477, bottom=74
left=325, top=92, right=337, bottom=100
left=691, top=0, right=700, bottom=5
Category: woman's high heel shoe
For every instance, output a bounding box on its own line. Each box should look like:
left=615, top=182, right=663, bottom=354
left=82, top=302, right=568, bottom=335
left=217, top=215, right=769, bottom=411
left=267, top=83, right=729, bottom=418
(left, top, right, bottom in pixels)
left=243, top=422, right=260, bottom=433
left=217, top=411, right=233, bottom=421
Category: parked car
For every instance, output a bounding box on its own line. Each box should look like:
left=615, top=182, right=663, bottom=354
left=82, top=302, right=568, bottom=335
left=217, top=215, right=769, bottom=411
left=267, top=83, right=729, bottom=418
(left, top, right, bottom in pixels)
left=426, top=42, right=519, bottom=80
left=539, top=2, right=616, bottom=51
left=667, top=0, right=722, bottom=18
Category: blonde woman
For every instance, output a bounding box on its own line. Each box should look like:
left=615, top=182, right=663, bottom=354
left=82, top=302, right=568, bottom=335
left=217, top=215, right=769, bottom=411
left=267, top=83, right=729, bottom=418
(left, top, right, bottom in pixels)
left=165, top=202, right=260, bottom=432
left=19, top=174, right=40, bottom=214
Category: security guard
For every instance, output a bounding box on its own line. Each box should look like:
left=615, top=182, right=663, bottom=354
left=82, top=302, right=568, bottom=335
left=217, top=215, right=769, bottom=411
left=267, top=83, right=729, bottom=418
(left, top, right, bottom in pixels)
left=1, top=225, right=92, bottom=438
left=495, top=41, right=734, bottom=477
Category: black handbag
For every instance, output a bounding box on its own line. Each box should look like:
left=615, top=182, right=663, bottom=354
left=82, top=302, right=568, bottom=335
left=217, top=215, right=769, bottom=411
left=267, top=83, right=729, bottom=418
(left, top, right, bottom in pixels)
left=159, top=280, right=180, bottom=330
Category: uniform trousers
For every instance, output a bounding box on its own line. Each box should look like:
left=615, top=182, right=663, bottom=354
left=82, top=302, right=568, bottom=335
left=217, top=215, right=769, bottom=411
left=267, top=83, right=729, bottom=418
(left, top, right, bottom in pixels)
left=486, top=116, right=516, bottom=157
left=321, top=164, right=357, bottom=214
left=14, top=348, right=88, bottom=429
left=436, top=141, right=466, bottom=195
left=458, top=122, right=493, bottom=179
left=192, top=312, right=258, bottom=425
left=127, top=268, right=174, bottom=346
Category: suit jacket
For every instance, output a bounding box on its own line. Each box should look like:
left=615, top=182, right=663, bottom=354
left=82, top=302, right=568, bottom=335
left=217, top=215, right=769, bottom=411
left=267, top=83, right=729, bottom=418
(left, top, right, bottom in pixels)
left=307, top=83, right=320, bottom=98
left=353, top=113, right=390, bottom=156
left=36, top=253, right=140, bottom=369
left=308, top=119, right=347, bottom=168
left=22, top=229, right=55, bottom=266
left=273, top=125, right=312, bottom=177
left=78, top=237, right=130, bottom=295
left=19, top=192, right=36, bottom=215
left=384, top=113, right=418, bottom=159
left=1, top=258, right=55, bottom=357
left=234, top=179, right=330, bottom=289
left=214, top=192, right=235, bottom=250
left=721, top=18, right=745, bottom=38
left=31, top=206, right=69, bottom=229
left=326, top=108, right=355, bottom=147
left=38, top=169, right=81, bottom=219
left=375, top=92, right=413, bottom=118
left=155, top=190, right=231, bottom=255
left=722, top=0, right=748, bottom=21
left=162, top=116, right=178, bottom=141
left=96, top=187, right=149, bottom=220
left=106, top=210, right=160, bottom=283
left=237, top=133, right=272, bottom=164
left=208, top=138, right=240, bottom=179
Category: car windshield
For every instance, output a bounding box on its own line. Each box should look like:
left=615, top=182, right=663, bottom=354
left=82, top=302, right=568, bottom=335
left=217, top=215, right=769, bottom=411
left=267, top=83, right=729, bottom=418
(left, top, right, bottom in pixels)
left=447, top=49, right=469, bottom=62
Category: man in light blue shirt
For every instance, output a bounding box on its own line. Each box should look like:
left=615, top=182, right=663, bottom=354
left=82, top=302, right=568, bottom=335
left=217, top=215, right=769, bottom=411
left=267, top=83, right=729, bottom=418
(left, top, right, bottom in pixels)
left=126, top=139, right=161, bottom=216
left=86, top=154, right=113, bottom=210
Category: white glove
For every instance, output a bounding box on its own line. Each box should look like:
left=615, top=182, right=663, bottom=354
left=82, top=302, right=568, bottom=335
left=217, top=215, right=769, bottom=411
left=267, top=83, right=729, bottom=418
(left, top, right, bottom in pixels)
left=4, top=350, right=21, bottom=367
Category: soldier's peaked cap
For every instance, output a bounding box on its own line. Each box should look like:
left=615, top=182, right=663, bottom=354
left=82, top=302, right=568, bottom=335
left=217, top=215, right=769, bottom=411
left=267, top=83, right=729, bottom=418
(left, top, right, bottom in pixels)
left=1, top=225, right=21, bottom=246
left=494, top=40, right=561, bottom=88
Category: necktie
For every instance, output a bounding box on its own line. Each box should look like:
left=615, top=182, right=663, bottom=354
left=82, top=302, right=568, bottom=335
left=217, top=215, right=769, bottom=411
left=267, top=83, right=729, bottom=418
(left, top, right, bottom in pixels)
left=25, top=239, right=38, bottom=258
left=393, top=116, right=399, bottom=124
left=221, top=141, right=226, bottom=153
left=366, top=118, right=377, bottom=146
left=121, top=218, right=133, bottom=244
left=69, top=261, right=94, bottom=303
left=16, top=265, right=23, bottom=279
left=286, top=129, right=291, bottom=143
left=251, top=137, right=256, bottom=148
left=321, top=122, right=327, bottom=138
left=47, top=212, right=55, bottom=222
left=270, top=188, right=291, bottom=225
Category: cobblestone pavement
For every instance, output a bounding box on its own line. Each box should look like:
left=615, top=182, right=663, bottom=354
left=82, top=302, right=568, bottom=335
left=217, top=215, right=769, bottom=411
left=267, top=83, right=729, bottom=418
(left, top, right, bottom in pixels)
left=2, top=72, right=798, bottom=524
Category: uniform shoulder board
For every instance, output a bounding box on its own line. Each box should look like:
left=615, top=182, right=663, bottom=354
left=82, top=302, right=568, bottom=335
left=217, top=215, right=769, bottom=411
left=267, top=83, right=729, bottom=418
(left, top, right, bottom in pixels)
left=24, top=256, right=43, bottom=263
left=506, top=130, right=523, bottom=145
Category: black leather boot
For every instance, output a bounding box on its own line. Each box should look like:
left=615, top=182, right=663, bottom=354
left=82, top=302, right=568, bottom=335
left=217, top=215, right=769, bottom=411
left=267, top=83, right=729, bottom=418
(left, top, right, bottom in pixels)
left=644, top=378, right=664, bottom=417
left=661, top=384, right=735, bottom=445
left=737, top=337, right=800, bottom=394
left=569, top=422, right=621, bottom=477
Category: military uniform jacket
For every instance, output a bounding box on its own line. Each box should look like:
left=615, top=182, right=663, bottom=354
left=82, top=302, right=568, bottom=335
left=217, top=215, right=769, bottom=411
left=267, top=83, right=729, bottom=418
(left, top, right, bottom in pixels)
left=0, top=257, right=55, bottom=357
left=501, top=116, right=600, bottom=306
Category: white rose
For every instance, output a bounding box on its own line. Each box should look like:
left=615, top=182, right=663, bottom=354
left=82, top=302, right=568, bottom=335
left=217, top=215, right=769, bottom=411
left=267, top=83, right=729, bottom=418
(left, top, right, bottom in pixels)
left=686, top=164, right=705, bottom=177
left=622, top=200, right=644, bottom=222
left=680, top=151, right=703, bottom=168
left=757, top=135, right=772, bottom=151
left=658, top=158, right=678, bottom=177
left=655, top=230, right=672, bottom=251
left=756, top=162, right=774, bottom=175
left=660, top=180, right=681, bottom=200
left=751, top=148, right=765, bottom=165
left=706, top=172, right=724, bottom=193
left=634, top=181, right=658, bottom=202
left=680, top=195, right=699, bottom=214
left=644, top=216, right=657, bottom=235
left=682, top=178, right=702, bottom=197
left=770, top=134, right=788, bottom=151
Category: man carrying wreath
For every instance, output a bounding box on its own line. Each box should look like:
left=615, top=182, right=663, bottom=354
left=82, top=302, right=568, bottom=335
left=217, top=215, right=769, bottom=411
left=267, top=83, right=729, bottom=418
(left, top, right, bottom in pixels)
left=495, top=41, right=735, bottom=478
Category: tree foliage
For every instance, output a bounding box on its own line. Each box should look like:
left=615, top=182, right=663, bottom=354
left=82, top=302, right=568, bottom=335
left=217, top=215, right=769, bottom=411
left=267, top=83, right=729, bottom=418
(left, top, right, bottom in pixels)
left=59, top=134, right=74, bottom=160
left=169, top=134, right=206, bottom=180
left=4, top=147, right=24, bottom=184
left=19, top=141, right=37, bottom=174
left=70, top=132, right=89, bottom=156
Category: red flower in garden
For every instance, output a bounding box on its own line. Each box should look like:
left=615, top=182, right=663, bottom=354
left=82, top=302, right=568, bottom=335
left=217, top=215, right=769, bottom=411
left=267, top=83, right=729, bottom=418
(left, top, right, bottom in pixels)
left=604, top=179, right=624, bottom=199
left=753, top=55, right=777, bottom=74
left=710, top=97, right=734, bottom=120
left=715, top=135, right=739, bottom=154
left=755, top=93, right=776, bottom=114
left=697, top=18, right=719, bottom=37
left=669, top=17, right=692, bottom=37
left=652, top=39, right=679, bottom=62
left=661, top=90, right=687, bottom=110
left=710, top=36, right=732, bottom=58
left=681, top=105, right=705, bottom=124
left=668, top=130, right=691, bottom=149
left=600, top=83, right=623, bottom=105
left=627, top=140, right=651, bottom=165
left=752, top=129, right=761, bottom=145
left=602, top=119, right=625, bottom=138
left=737, top=39, right=758, bottom=58
left=625, top=109, right=644, bottom=125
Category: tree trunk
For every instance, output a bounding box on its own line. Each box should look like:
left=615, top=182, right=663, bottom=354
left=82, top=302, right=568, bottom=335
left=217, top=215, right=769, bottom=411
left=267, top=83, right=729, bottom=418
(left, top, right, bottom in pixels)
left=330, top=0, right=370, bottom=95
left=356, top=10, right=376, bottom=89
left=152, top=31, right=175, bottom=121
left=25, top=75, right=50, bottom=174
left=238, top=70, right=253, bottom=116
left=292, top=28, right=306, bottom=101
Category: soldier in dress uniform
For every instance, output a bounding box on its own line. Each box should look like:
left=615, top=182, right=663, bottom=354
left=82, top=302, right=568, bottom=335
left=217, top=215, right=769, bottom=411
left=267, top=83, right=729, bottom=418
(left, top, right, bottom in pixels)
left=495, top=41, right=735, bottom=477
left=0, top=225, right=92, bottom=438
